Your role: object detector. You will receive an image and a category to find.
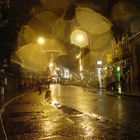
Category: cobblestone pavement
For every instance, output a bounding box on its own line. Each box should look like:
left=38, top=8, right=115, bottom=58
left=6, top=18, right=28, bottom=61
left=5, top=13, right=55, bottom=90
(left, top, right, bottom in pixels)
left=1, top=90, right=140, bottom=140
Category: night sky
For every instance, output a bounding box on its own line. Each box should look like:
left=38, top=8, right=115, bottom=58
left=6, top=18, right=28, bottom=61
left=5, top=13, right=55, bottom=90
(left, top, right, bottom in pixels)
left=10, top=0, right=140, bottom=20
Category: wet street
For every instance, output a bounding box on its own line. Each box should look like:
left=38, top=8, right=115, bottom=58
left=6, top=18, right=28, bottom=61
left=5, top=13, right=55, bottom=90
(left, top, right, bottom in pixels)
left=1, top=84, right=140, bottom=139
left=51, top=84, right=140, bottom=124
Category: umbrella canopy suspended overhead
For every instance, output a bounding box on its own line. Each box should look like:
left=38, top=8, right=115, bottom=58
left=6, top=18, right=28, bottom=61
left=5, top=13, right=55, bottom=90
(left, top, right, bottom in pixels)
left=42, top=38, right=66, bottom=54
left=130, top=17, right=140, bottom=33
left=13, top=39, right=67, bottom=72
left=75, top=6, right=112, bottom=35
left=14, top=43, right=50, bottom=72
left=28, top=10, right=66, bottom=39
left=18, top=25, right=35, bottom=46
left=89, top=31, right=114, bottom=52
left=28, top=11, right=60, bottom=37
left=34, top=11, right=60, bottom=23
left=111, top=2, right=138, bottom=22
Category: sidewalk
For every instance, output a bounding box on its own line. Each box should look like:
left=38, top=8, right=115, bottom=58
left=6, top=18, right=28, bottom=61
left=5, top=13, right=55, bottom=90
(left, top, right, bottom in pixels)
left=0, top=89, right=31, bottom=140
left=83, top=84, right=140, bottom=98
left=0, top=119, right=5, bottom=140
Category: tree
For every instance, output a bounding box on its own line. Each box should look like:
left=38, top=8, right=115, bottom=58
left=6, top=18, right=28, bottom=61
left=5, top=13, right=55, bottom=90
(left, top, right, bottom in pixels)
left=0, top=2, right=23, bottom=59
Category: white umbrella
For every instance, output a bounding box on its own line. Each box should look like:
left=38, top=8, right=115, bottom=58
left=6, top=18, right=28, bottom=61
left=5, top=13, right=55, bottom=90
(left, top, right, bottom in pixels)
left=18, top=25, right=35, bottom=46
left=42, top=38, right=67, bottom=55
left=89, top=31, right=114, bottom=52
left=111, top=2, right=138, bottom=22
left=15, top=43, right=50, bottom=72
left=28, top=11, right=66, bottom=39
left=13, top=40, right=67, bottom=72
left=76, top=6, right=112, bottom=35
left=34, top=11, right=59, bottom=23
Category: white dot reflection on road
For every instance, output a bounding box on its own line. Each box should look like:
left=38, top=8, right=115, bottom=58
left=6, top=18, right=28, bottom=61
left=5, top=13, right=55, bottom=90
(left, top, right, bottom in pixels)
left=50, top=84, right=62, bottom=108
left=51, top=100, right=61, bottom=108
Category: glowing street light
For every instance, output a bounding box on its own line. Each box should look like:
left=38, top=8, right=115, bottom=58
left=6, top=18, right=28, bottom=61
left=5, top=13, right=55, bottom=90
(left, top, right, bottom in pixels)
left=71, top=29, right=88, bottom=79
left=37, top=36, right=45, bottom=45
left=70, top=29, right=88, bottom=48
left=76, top=34, right=85, bottom=42
left=49, top=62, right=54, bottom=69
left=71, top=29, right=88, bottom=74
left=76, top=54, right=80, bottom=59
left=97, top=60, right=102, bottom=65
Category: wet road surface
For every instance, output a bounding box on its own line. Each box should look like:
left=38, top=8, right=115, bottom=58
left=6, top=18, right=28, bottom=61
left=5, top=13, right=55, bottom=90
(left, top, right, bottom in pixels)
left=51, top=84, right=140, bottom=124
left=1, top=84, right=140, bottom=139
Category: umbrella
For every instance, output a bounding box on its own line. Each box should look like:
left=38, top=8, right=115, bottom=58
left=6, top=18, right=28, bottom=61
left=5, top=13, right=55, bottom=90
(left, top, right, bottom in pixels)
left=111, top=2, right=138, bottom=22
left=130, top=17, right=140, bottom=33
left=13, top=40, right=67, bottom=72
left=75, top=6, right=112, bottom=35
left=18, top=25, right=35, bottom=46
left=28, top=11, right=66, bottom=39
left=15, top=43, right=50, bottom=72
left=34, top=11, right=59, bottom=23
left=42, top=38, right=67, bottom=55
left=28, top=20, right=52, bottom=37
left=89, top=31, right=114, bottom=52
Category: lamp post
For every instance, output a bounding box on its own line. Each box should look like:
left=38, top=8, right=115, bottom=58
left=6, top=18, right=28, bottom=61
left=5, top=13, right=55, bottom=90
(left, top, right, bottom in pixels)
left=71, top=29, right=88, bottom=79
left=76, top=52, right=83, bottom=72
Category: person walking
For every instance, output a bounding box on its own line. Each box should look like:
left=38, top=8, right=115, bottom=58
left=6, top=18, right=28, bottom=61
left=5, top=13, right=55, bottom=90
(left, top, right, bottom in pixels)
left=0, top=79, right=5, bottom=96
left=36, top=80, right=42, bottom=95
left=46, top=76, right=51, bottom=89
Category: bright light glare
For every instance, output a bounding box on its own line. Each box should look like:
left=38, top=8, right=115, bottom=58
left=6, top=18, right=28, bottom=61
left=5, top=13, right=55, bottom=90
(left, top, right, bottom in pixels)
left=70, top=29, right=88, bottom=48
left=51, top=100, right=61, bottom=108
left=117, top=66, right=120, bottom=72
left=37, top=37, right=45, bottom=45
left=49, top=62, right=54, bottom=68
left=56, top=67, right=60, bottom=71
left=76, top=54, right=80, bottom=59
left=76, top=34, right=84, bottom=42
left=97, top=61, right=102, bottom=65
left=79, top=61, right=83, bottom=72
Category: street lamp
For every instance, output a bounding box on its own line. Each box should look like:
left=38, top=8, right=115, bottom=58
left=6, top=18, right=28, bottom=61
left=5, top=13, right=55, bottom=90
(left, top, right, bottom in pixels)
left=97, top=60, right=102, bottom=65
left=37, top=36, right=45, bottom=45
left=70, top=29, right=89, bottom=80
left=70, top=29, right=88, bottom=48
left=71, top=29, right=88, bottom=74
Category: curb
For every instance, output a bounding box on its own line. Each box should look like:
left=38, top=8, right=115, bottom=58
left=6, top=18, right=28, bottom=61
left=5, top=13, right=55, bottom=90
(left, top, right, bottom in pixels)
left=0, top=90, right=33, bottom=140
left=82, top=86, right=140, bottom=98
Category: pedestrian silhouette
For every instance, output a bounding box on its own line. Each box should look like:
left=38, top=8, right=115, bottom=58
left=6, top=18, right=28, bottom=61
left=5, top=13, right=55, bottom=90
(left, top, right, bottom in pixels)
left=36, top=80, right=42, bottom=95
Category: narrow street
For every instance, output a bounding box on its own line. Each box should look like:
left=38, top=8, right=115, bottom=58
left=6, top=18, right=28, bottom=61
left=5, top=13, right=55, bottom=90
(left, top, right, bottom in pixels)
left=1, top=84, right=140, bottom=139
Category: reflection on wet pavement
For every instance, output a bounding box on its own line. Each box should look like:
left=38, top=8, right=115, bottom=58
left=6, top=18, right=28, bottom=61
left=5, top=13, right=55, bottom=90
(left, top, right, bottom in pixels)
left=1, top=87, right=140, bottom=139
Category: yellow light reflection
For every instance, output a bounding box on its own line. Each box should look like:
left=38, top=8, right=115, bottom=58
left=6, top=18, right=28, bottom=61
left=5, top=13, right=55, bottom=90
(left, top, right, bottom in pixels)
left=49, top=62, right=54, bottom=68
left=118, top=84, right=122, bottom=94
left=51, top=100, right=61, bottom=108
left=76, top=54, right=80, bottom=59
